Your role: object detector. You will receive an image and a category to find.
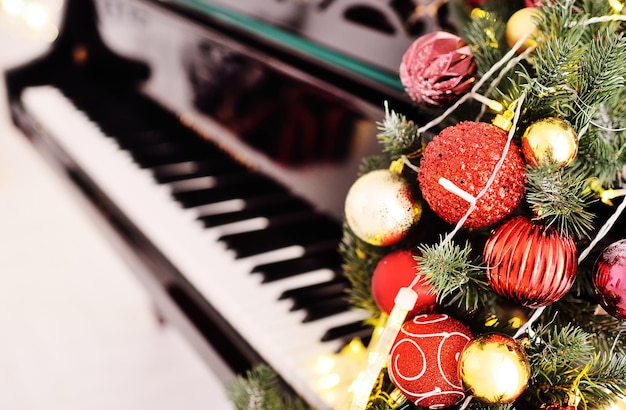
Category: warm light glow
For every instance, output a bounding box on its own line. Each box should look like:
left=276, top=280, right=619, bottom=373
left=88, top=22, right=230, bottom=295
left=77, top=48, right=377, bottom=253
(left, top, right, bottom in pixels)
left=1, top=0, right=61, bottom=42
left=312, top=355, right=336, bottom=375
left=317, top=373, right=341, bottom=391
left=23, top=2, right=48, bottom=29
left=2, top=0, right=25, bottom=16
left=609, top=0, right=624, bottom=12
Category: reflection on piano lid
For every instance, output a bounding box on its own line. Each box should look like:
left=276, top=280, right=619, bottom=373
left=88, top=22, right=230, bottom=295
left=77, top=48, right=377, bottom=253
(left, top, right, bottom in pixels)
left=4, top=0, right=431, bottom=408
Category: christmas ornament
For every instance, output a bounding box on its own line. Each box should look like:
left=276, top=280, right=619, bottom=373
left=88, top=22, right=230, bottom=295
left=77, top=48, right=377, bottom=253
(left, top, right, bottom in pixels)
left=399, top=31, right=476, bottom=108
left=506, top=8, right=541, bottom=52
left=388, top=314, right=473, bottom=408
left=483, top=215, right=578, bottom=307
left=418, top=121, right=526, bottom=228
left=521, top=117, right=578, bottom=166
left=371, top=249, right=438, bottom=317
left=459, top=333, right=530, bottom=404
left=345, top=169, right=422, bottom=246
left=593, top=239, right=626, bottom=320
left=524, top=0, right=543, bottom=7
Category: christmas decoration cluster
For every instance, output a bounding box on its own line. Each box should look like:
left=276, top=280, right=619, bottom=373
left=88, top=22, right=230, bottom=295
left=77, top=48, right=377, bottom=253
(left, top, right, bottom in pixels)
left=340, top=0, right=626, bottom=409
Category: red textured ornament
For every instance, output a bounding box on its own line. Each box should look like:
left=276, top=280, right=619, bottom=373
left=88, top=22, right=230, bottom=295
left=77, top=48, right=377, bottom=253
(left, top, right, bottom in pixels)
left=399, top=31, right=476, bottom=108
left=418, top=121, right=526, bottom=228
left=388, top=314, right=473, bottom=409
left=483, top=216, right=578, bottom=307
left=371, top=250, right=438, bottom=318
left=593, top=239, right=626, bottom=320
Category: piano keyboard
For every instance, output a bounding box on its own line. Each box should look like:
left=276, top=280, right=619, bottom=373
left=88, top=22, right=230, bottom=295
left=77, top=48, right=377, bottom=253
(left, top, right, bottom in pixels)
left=21, top=84, right=371, bottom=409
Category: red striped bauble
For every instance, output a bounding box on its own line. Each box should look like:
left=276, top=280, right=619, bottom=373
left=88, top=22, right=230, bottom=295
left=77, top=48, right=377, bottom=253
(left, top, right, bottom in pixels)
left=483, top=216, right=578, bottom=307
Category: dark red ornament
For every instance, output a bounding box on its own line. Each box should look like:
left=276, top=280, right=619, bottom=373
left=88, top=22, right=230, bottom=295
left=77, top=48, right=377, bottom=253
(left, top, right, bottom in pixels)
left=399, top=31, right=476, bottom=108
left=418, top=121, right=526, bottom=228
left=593, top=239, right=626, bottom=320
left=524, top=0, right=543, bottom=7
left=483, top=216, right=578, bottom=307
left=388, top=314, right=473, bottom=408
left=371, top=249, right=438, bottom=318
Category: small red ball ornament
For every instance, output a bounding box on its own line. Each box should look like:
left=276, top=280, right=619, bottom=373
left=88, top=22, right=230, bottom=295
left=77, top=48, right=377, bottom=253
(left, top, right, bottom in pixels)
left=593, top=239, right=626, bottom=320
left=371, top=250, right=438, bottom=318
left=483, top=216, right=578, bottom=307
left=418, top=121, right=526, bottom=228
left=399, top=31, right=477, bottom=108
left=388, top=314, right=473, bottom=409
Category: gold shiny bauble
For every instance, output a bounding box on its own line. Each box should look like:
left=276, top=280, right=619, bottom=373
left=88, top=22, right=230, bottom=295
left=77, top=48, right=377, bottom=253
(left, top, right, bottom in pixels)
left=506, top=8, right=541, bottom=52
left=521, top=117, right=578, bottom=166
left=344, top=169, right=421, bottom=246
left=459, top=333, right=530, bottom=404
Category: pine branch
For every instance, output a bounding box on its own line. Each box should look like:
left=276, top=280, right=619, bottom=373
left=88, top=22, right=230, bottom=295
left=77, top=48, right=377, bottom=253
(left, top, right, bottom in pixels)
left=340, top=227, right=389, bottom=316
left=227, top=365, right=310, bottom=410
left=571, top=28, right=626, bottom=131
left=458, top=1, right=510, bottom=76
left=525, top=164, right=597, bottom=239
left=416, top=238, right=491, bottom=312
left=376, top=102, right=422, bottom=159
left=579, top=353, right=626, bottom=406
left=569, top=98, right=626, bottom=186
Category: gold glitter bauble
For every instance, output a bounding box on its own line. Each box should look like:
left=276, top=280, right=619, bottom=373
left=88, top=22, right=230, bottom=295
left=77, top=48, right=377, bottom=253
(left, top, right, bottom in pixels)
left=506, top=8, right=541, bottom=52
left=344, top=169, right=421, bottom=246
left=521, top=117, right=578, bottom=166
left=459, top=333, right=530, bottom=404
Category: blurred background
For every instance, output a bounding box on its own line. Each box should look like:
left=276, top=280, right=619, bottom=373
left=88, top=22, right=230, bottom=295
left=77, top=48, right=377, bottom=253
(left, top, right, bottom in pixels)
left=0, top=1, right=233, bottom=408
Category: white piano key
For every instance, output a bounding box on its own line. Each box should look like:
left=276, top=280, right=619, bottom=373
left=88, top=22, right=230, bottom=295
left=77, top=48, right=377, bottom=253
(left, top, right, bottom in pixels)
left=21, top=86, right=367, bottom=410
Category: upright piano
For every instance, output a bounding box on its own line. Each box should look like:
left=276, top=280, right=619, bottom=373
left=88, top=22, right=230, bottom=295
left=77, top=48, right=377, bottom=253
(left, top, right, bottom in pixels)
left=4, top=0, right=452, bottom=407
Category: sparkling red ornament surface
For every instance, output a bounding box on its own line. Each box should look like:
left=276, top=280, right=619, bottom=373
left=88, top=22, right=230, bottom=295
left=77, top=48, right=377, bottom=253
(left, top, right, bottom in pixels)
left=483, top=216, right=578, bottom=307
left=388, top=314, right=473, bottom=409
left=399, top=31, right=476, bottom=108
left=371, top=249, right=438, bottom=318
left=593, top=239, right=626, bottom=320
left=418, top=121, right=526, bottom=228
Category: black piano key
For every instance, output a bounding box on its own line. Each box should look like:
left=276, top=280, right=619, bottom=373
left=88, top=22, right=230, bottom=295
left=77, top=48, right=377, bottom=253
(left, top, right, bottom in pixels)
left=129, top=141, right=218, bottom=168
left=302, top=297, right=352, bottom=322
left=173, top=175, right=286, bottom=208
left=152, top=158, right=246, bottom=184
left=321, top=320, right=372, bottom=342
left=281, top=278, right=348, bottom=311
left=252, top=249, right=342, bottom=282
left=219, top=216, right=342, bottom=258
left=198, top=195, right=312, bottom=227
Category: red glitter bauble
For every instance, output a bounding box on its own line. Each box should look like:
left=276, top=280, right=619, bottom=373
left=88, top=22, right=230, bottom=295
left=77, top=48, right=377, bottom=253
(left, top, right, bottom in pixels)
left=418, top=121, right=526, bottom=228
left=400, top=31, right=476, bottom=108
left=483, top=216, right=578, bottom=307
left=371, top=249, right=438, bottom=318
left=388, top=314, right=473, bottom=409
left=593, top=239, right=626, bottom=320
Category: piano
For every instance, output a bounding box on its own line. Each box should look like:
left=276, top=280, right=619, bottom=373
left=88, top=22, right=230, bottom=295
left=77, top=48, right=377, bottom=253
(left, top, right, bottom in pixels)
left=4, top=0, right=451, bottom=408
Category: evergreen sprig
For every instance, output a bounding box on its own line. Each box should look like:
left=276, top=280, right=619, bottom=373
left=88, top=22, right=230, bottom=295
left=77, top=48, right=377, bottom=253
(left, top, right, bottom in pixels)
left=525, top=164, right=596, bottom=239
left=579, top=353, right=626, bottom=407
left=227, top=365, right=310, bottom=410
left=340, top=227, right=389, bottom=317
left=376, top=102, right=422, bottom=159
left=416, top=238, right=490, bottom=312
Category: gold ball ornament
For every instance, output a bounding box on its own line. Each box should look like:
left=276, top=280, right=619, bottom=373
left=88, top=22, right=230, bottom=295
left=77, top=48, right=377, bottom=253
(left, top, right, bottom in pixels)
left=506, top=8, right=541, bottom=52
left=344, top=169, right=422, bottom=246
left=459, top=333, right=530, bottom=404
left=521, top=117, right=578, bottom=166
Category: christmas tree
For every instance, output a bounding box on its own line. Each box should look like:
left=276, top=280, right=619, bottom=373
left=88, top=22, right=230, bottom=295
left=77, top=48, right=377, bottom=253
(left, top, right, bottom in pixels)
left=229, top=0, right=626, bottom=409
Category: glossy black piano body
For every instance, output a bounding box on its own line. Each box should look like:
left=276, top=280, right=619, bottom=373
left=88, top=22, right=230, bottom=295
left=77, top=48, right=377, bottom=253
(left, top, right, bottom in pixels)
left=4, top=0, right=440, bottom=407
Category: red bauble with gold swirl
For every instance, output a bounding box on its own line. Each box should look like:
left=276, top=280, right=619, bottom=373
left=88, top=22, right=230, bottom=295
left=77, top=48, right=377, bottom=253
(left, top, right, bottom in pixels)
left=483, top=215, right=578, bottom=307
